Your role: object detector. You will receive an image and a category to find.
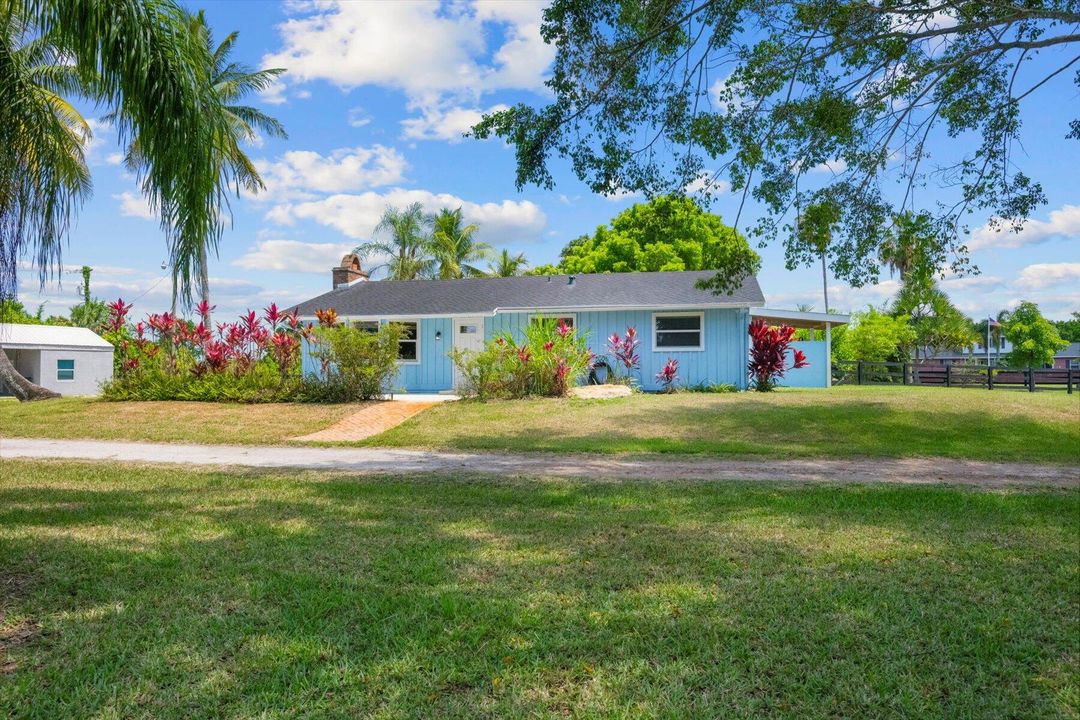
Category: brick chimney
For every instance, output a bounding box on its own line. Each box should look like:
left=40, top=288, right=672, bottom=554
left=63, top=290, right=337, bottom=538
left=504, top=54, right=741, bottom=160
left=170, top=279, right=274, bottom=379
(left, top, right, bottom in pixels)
left=332, top=254, right=369, bottom=288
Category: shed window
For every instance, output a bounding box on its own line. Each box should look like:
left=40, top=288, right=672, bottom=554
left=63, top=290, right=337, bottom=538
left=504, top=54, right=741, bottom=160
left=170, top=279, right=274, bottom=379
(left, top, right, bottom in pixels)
left=397, top=321, right=419, bottom=362
left=57, top=358, right=75, bottom=381
left=653, top=313, right=703, bottom=350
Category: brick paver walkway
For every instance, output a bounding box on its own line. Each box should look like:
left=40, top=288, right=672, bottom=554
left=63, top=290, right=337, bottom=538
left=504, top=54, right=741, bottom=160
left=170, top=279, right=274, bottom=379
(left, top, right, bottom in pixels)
left=291, top=401, right=437, bottom=442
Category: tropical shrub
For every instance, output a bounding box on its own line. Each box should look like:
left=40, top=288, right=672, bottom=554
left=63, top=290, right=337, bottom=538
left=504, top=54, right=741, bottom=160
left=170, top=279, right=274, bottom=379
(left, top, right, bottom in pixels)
left=656, top=358, right=679, bottom=392
left=101, top=298, right=313, bottom=403
left=606, top=326, right=641, bottom=383
left=450, top=318, right=590, bottom=399
left=747, top=318, right=808, bottom=391
left=682, top=381, right=737, bottom=393
left=304, top=322, right=402, bottom=402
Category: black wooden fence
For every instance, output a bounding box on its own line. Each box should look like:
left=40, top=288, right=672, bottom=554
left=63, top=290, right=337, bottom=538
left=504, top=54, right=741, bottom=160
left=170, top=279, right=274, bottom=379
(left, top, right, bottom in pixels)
left=832, top=360, right=1076, bottom=393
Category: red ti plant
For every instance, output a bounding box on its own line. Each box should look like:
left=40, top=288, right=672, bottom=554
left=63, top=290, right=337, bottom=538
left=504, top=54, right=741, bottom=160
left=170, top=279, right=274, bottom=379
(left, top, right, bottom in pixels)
left=656, top=358, right=679, bottom=392
left=607, top=326, right=640, bottom=380
left=747, top=318, right=809, bottom=391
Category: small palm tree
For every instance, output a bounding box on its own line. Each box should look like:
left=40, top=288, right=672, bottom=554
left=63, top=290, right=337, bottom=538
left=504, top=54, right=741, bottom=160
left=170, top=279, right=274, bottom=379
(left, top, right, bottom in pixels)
left=355, top=203, right=436, bottom=280
left=431, top=207, right=490, bottom=279
left=489, top=248, right=529, bottom=277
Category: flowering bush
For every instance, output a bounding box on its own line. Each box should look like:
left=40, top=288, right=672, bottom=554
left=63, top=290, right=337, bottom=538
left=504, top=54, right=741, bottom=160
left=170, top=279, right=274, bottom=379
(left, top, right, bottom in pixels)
left=747, top=318, right=808, bottom=391
left=605, top=326, right=641, bottom=385
left=450, top=318, right=590, bottom=399
left=656, top=358, right=679, bottom=392
left=101, top=298, right=314, bottom=402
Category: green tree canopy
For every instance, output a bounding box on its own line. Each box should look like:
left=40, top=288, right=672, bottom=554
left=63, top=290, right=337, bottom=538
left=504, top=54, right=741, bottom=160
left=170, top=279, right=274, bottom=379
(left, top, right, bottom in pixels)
left=473, top=0, right=1079, bottom=291
left=552, top=195, right=759, bottom=290
left=834, top=308, right=916, bottom=363
left=1001, top=301, right=1069, bottom=368
left=1052, top=311, right=1080, bottom=343
left=892, top=281, right=976, bottom=361
left=431, top=207, right=490, bottom=279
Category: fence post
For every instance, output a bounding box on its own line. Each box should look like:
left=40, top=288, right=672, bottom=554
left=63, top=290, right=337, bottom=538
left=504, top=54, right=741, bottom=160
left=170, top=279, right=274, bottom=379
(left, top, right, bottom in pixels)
left=857, top=360, right=863, bottom=386
left=1068, top=366, right=1073, bottom=395
left=903, top=362, right=909, bottom=385
left=945, top=363, right=951, bottom=388
left=987, top=364, right=993, bottom=390
left=1027, top=367, right=1035, bottom=392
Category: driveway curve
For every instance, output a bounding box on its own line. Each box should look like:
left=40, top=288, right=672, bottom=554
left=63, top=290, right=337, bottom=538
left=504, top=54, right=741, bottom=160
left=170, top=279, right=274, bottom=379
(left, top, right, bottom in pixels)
left=2, top=438, right=1077, bottom=488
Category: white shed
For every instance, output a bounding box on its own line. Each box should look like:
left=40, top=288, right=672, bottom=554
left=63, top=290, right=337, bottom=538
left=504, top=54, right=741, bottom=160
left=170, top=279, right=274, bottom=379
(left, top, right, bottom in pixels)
left=0, top=323, right=114, bottom=396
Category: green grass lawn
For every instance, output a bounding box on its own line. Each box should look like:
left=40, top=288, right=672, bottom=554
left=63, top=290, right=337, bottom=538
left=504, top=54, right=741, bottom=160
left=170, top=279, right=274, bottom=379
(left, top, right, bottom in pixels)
left=0, top=397, right=361, bottom=445
left=363, top=386, right=1080, bottom=464
left=0, top=461, right=1075, bottom=718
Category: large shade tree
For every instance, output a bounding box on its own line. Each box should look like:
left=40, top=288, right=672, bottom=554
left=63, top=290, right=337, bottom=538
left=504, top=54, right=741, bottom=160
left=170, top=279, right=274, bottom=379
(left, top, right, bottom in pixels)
left=473, top=0, right=1080, bottom=292
left=539, top=195, right=759, bottom=288
left=1, top=0, right=233, bottom=400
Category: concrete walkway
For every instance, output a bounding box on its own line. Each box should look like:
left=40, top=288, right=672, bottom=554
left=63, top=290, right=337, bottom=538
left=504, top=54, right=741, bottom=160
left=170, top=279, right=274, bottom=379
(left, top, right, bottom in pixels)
left=2, top=437, right=1077, bottom=488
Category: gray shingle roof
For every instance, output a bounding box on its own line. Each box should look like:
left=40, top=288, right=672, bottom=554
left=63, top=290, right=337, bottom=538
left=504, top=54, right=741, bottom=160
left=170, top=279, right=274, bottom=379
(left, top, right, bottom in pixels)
left=291, top=271, right=764, bottom=317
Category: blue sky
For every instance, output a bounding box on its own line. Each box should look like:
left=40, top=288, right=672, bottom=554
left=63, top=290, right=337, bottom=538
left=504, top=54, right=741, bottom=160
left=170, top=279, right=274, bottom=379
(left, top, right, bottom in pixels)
left=17, top=0, right=1080, bottom=321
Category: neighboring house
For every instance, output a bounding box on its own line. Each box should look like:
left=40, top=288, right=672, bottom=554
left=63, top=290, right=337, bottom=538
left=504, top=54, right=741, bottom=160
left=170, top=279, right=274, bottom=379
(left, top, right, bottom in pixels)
left=1052, top=342, right=1080, bottom=369
left=0, top=323, right=114, bottom=396
left=927, top=340, right=1079, bottom=368
left=292, top=258, right=847, bottom=392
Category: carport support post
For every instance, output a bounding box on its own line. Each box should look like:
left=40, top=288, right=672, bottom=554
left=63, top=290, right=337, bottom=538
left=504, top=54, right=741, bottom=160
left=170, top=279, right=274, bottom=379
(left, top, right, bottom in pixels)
left=825, top=321, right=832, bottom=387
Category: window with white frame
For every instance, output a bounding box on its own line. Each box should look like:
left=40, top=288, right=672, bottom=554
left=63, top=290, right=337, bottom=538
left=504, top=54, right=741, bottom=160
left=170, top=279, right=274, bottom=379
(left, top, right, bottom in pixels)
left=397, top=321, right=419, bottom=362
left=352, top=320, right=379, bottom=333
left=652, top=313, right=703, bottom=350
left=56, top=358, right=75, bottom=381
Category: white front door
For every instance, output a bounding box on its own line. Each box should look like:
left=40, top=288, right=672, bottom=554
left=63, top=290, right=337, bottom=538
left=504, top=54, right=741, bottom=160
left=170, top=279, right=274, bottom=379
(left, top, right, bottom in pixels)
left=452, top=317, right=485, bottom=389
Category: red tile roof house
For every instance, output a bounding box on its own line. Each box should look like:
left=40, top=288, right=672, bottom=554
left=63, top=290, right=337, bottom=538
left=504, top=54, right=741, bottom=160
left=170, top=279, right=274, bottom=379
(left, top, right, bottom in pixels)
left=290, top=256, right=848, bottom=393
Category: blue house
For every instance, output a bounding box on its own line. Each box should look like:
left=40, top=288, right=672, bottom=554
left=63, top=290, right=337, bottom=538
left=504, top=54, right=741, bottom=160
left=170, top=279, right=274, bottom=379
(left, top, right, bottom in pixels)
left=293, top=256, right=844, bottom=392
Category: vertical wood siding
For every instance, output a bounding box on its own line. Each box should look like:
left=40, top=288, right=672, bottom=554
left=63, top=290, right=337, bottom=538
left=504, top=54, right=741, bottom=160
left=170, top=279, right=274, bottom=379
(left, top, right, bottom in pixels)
left=487, top=308, right=749, bottom=390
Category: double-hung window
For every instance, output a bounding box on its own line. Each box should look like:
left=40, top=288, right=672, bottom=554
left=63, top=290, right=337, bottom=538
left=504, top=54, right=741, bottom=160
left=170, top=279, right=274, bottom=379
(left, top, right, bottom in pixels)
left=529, top=314, right=575, bottom=330
left=652, top=313, right=704, bottom=351
left=56, top=358, right=75, bottom=381
left=397, top=321, right=419, bottom=363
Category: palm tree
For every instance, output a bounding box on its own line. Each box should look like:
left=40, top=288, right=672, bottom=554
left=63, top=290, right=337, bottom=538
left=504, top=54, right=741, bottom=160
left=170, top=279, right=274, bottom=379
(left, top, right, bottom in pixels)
left=120, top=10, right=286, bottom=322
left=354, top=203, right=435, bottom=280
left=0, top=0, right=238, bottom=400
left=431, top=207, right=490, bottom=279
left=0, top=19, right=91, bottom=399
left=489, top=248, right=529, bottom=277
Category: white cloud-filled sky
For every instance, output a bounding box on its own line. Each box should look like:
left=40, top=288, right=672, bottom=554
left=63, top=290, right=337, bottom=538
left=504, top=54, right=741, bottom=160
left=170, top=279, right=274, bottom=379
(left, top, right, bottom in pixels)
left=14, top=0, right=1079, bottom=321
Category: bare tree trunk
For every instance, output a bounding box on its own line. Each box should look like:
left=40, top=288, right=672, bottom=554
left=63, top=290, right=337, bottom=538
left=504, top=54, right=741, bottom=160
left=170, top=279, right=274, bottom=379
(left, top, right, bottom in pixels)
left=0, top=347, right=60, bottom=401
left=820, top=252, right=829, bottom=313
left=198, top=244, right=212, bottom=324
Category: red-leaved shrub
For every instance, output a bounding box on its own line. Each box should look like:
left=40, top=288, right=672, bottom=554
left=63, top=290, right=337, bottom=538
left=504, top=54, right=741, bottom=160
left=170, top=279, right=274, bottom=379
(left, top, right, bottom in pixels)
left=747, top=318, right=808, bottom=391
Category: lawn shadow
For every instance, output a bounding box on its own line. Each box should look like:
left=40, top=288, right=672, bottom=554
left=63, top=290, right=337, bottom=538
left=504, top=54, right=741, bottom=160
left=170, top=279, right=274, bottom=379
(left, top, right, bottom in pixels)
left=0, top=469, right=1076, bottom=717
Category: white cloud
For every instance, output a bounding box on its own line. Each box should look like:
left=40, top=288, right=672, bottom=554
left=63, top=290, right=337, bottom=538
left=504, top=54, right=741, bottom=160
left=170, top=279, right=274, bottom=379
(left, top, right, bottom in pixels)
left=267, top=189, right=547, bottom=244
left=968, top=204, right=1080, bottom=250
left=809, top=159, right=848, bottom=174
left=262, top=1, right=553, bottom=139
left=114, top=191, right=156, bottom=221
left=347, top=106, right=372, bottom=128
left=233, top=239, right=355, bottom=274
left=684, top=172, right=732, bottom=195
left=1014, top=262, right=1080, bottom=291
left=400, top=103, right=507, bottom=142
left=106, top=152, right=125, bottom=166
left=252, top=145, right=408, bottom=201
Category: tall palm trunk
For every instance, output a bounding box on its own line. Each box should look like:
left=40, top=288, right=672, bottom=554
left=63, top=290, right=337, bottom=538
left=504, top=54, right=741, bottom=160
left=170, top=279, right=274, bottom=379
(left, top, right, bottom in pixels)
left=0, top=347, right=60, bottom=400
left=820, top=252, right=829, bottom=313
left=198, top=243, right=212, bottom=323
